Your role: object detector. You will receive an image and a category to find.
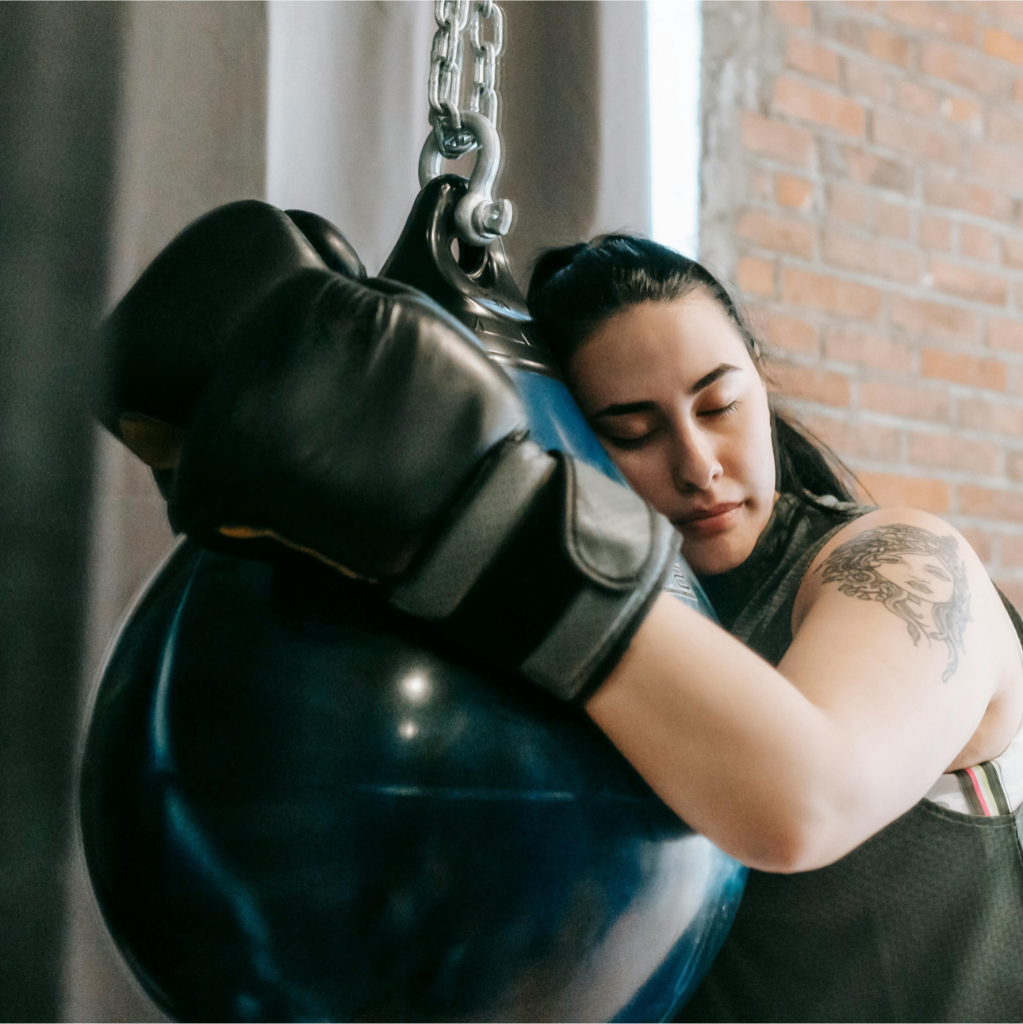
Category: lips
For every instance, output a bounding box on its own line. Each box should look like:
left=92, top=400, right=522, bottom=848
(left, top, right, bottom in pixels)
left=675, top=501, right=744, bottom=526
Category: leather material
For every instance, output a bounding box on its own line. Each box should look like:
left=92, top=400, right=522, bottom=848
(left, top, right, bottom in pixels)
left=176, top=270, right=527, bottom=580
left=566, top=458, right=660, bottom=588
left=100, top=200, right=331, bottom=439
left=173, top=263, right=675, bottom=699
left=286, top=208, right=367, bottom=280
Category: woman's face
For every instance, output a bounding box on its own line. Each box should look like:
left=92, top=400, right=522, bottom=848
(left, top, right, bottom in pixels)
left=875, top=553, right=954, bottom=605
left=566, top=292, right=777, bottom=576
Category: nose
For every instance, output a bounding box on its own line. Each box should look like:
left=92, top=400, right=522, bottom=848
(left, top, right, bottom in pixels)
left=670, top=420, right=723, bottom=493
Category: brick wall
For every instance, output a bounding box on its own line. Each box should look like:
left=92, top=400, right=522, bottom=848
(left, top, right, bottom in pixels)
left=700, top=0, right=1023, bottom=605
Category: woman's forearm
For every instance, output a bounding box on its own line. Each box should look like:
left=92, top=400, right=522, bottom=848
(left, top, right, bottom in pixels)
left=585, top=594, right=867, bottom=873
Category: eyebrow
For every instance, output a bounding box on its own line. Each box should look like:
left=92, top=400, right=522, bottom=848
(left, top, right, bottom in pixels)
left=592, top=363, right=742, bottom=418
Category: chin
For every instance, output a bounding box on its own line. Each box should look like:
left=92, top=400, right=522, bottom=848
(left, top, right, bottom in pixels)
left=682, top=529, right=759, bottom=578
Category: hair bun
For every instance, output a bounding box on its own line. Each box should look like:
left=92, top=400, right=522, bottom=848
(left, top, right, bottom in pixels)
left=526, top=243, right=588, bottom=304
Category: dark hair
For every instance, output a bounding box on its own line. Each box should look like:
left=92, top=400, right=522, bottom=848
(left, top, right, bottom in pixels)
left=526, top=235, right=859, bottom=510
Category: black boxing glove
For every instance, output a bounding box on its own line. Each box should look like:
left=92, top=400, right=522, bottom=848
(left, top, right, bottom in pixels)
left=172, top=268, right=677, bottom=703
left=99, top=200, right=365, bottom=512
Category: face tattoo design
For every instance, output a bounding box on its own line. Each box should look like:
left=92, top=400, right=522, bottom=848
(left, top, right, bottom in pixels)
left=816, top=524, right=971, bottom=683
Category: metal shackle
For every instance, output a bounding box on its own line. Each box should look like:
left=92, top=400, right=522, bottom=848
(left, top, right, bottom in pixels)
left=418, top=111, right=513, bottom=247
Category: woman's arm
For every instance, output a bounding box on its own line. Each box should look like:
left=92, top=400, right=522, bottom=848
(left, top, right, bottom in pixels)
left=586, top=507, right=1022, bottom=873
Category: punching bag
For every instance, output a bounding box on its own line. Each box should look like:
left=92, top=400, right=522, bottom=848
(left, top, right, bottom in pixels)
left=80, top=188, right=746, bottom=1023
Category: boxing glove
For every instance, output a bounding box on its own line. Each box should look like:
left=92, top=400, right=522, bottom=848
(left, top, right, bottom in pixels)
left=173, top=269, right=677, bottom=703
left=99, top=200, right=365, bottom=512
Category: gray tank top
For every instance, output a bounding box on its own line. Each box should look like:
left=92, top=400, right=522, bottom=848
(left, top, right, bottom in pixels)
left=676, top=493, right=1023, bottom=1023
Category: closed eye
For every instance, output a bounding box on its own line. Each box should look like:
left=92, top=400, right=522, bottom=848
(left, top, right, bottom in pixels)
left=603, top=428, right=660, bottom=450
left=699, top=400, right=739, bottom=419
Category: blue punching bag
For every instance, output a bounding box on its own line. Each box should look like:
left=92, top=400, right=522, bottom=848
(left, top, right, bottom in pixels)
left=79, top=189, right=745, bottom=1023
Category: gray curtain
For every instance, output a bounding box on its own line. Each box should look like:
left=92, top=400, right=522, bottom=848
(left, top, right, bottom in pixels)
left=0, top=6, right=122, bottom=1018
left=267, top=0, right=651, bottom=281
left=66, top=5, right=267, bottom=1021
left=66, top=2, right=650, bottom=1018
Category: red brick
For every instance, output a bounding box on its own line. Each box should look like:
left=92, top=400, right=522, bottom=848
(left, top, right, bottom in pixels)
left=919, top=214, right=952, bottom=251
left=990, top=317, right=1023, bottom=352
left=801, top=412, right=902, bottom=461
left=960, top=225, right=998, bottom=263
left=741, top=110, right=815, bottom=167
left=824, top=229, right=920, bottom=284
left=1007, top=452, right=1023, bottom=482
left=895, top=80, right=939, bottom=117
left=737, top=256, right=776, bottom=297
left=842, top=147, right=914, bottom=193
left=843, top=57, right=890, bottom=103
left=758, top=310, right=819, bottom=356
left=924, top=169, right=1014, bottom=221
left=891, top=295, right=979, bottom=340
left=772, top=0, right=811, bottom=27
left=1005, top=364, right=1023, bottom=396
left=920, top=43, right=1007, bottom=97
left=885, top=2, right=976, bottom=45
left=860, top=380, right=951, bottom=422
left=929, top=259, right=1008, bottom=305
left=921, top=348, right=1007, bottom=390
left=775, top=174, right=814, bottom=210
left=767, top=361, right=851, bottom=406
left=787, top=36, right=840, bottom=82
left=940, top=96, right=984, bottom=135
left=959, top=485, right=1023, bottom=521
left=985, top=27, right=1023, bottom=65
left=999, top=533, right=1023, bottom=567
left=737, top=209, right=815, bottom=257
left=872, top=110, right=961, bottom=164
left=1003, top=235, right=1023, bottom=268
left=876, top=200, right=911, bottom=240
left=989, top=109, right=1023, bottom=148
left=969, top=143, right=1023, bottom=193
left=774, top=76, right=867, bottom=136
left=867, top=27, right=910, bottom=67
left=958, top=397, right=1023, bottom=436
left=856, top=471, right=951, bottom=512
left=908, top=431, right=1002, bottom=475
left=974, top=2, right=1023, bottom=30
left=959, top=527, right=993, bottom=564
left=781, top=266, right=883, bottom=319
left=824, top=327, right=914, bottom=372
left=828, top=183, right=872, bottom=227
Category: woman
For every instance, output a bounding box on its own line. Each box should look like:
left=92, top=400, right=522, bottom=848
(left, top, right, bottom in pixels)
left=526, top=236, right=1023, bottom=1021
left=103, top=205, right=1023, bottom=1020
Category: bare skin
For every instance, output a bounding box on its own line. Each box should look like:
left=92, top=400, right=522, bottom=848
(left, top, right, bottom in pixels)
left=568, top=292, right=1023, bottom=873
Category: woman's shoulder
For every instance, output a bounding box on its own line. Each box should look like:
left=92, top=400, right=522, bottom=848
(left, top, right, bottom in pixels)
left=792, top=505, right=1014, bottom=661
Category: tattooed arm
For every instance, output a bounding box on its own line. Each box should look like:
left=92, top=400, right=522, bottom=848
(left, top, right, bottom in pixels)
left=586, top=508, right=1023, bottom=872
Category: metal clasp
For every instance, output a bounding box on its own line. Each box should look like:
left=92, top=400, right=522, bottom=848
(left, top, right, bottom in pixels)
left=418, top=111, right=513, bottom=247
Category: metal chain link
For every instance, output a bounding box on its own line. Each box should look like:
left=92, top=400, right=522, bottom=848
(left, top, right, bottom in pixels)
left=422, top=0, right=511, bottom=243
left=428, top=0, right=473, bottom=158
left=468, top=0, right=503, bottom=126
left=427, top=0, right=503, bottom=157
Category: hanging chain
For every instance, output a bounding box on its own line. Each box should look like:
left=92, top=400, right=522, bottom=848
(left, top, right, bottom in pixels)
left=428, top=1, right=474, bottom=158
left=427, top=0, right=503, bottom=158
left=468, top=1, right=503, bottom=126
left=422, top=0, right=512, bottom=243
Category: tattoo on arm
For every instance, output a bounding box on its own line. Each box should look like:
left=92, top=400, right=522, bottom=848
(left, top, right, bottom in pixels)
left=815, top=524, right=971, bottom=683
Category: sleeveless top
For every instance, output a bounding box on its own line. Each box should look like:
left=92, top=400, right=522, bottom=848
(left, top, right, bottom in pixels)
left=675, top=493, right=1023, bottom=1023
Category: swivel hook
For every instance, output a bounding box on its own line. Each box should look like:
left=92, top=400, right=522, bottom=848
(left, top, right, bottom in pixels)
left=419, top=111, right=513, bottom=247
